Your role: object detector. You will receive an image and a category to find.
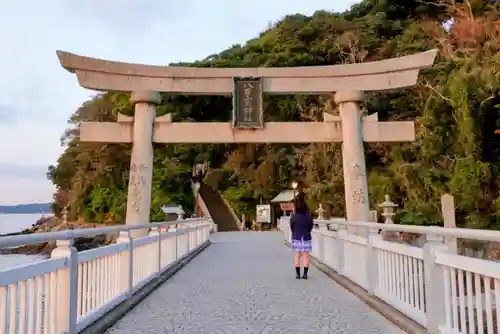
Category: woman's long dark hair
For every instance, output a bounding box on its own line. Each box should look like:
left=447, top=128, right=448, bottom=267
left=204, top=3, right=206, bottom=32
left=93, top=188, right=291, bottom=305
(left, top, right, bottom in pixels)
left=294, top=192, right=309, bottom=214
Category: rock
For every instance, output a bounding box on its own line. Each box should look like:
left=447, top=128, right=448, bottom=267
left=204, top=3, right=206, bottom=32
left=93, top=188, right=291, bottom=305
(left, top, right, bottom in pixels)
left=1, top=216, right=117, bottom=255
left=105, top=232, right=119, bottom=244
left=486, top=242, right=500, bottom=260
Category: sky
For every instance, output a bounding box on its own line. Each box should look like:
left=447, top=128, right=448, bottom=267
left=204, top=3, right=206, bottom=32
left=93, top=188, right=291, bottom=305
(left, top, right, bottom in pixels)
left=0, top=0, right=359, bottom=205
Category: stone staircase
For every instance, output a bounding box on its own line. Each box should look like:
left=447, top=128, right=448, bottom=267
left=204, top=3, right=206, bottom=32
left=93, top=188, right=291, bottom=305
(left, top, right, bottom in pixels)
left=194, top=181, right=241, bottom=232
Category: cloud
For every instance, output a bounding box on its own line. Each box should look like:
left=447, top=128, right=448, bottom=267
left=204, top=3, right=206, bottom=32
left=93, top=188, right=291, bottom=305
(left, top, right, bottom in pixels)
left=0, top=162, right=54, bottom=205
left=0, top=105, right=16, bottom=124
left=0, top=177, right=55, bottom=205
left=0, top=162, right=49, bottom=180
left=0, top=0, right=359, bottom=204
left=59, top=0, right=193, bottom=37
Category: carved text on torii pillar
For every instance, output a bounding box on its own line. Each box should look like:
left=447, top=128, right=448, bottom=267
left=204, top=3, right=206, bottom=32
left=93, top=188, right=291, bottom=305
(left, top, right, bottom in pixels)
left=353, top=164, right=365, bottom=180
left=352, top=189, right=366, bottom=205
left=351, top=164, right=366, bottom=204
left=130, top=163, right=148, bottom=213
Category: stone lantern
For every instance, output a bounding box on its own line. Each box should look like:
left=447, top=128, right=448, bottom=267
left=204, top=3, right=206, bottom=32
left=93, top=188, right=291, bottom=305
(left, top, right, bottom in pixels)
left=316, top=204, right=326, bottom=220
left=378, top=195, right=398, bottom=240
left=379, top=194, right=397, bottom=224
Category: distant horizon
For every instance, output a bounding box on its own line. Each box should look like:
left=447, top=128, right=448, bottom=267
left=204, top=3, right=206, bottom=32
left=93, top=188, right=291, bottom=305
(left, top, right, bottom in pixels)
left=0, top=202, right=52, bottom=215
left=0, top=202, right=53, bottom=206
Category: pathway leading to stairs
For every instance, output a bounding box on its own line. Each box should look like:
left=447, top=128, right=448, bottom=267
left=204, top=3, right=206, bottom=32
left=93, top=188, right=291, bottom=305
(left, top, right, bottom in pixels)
left=107, top=232, right=404, bottom=334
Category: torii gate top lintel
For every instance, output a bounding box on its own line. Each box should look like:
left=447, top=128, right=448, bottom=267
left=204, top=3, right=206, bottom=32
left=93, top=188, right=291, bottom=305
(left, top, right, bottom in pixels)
left=56, top=49, right=438, bottom=94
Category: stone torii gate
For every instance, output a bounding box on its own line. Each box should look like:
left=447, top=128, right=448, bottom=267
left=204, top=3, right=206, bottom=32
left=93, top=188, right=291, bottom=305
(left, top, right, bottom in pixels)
left=57, top=49, right=437, bottom=236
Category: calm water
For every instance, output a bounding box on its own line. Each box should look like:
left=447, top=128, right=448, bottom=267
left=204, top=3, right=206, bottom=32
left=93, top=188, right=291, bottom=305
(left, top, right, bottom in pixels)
left=0, top=213, right=49, bottom=270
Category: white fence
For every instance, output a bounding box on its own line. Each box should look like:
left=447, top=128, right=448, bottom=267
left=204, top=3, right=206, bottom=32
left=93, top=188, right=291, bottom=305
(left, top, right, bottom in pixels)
left=279, top=217, right=500, bottom=334
left=0, top=218, right=214, bottom=334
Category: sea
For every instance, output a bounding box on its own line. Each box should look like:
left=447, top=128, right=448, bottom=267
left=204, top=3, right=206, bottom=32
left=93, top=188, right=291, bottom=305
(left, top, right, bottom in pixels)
left=0, top=213, right=48, bottom=270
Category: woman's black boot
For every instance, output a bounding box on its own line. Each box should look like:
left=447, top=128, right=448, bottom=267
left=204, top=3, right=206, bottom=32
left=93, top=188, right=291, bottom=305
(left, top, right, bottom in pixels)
left=302, top=267, right=309, bottom=279
left=295, top=267, right=301, bottom=279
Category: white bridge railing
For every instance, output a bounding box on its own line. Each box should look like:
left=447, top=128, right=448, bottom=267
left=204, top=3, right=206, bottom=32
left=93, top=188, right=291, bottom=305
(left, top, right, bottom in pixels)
left=0, top=218, right=214, bottom=334
left=279, top=217, right=500, bottom=334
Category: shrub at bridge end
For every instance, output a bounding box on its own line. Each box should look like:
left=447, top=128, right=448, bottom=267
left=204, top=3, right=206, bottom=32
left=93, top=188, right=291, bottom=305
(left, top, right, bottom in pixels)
left=47, top=0, right=500, bottom=230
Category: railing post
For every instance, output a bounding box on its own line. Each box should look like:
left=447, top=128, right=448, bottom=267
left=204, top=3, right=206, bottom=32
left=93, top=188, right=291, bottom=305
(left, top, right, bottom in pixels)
left=192, top=225, right=196, bottom=247
left=423, top=234, right=449, bottom=333
left=284, top=217, right=287, bottom=235
left=196, top=223, right=201, bottom=246
left=193, top=225, right=197, bottom=248
left=318, top=231, right=325, bottom=263
left=149, top=227, right=161, bottom=274
left=202, top=224, right=205, bottom=244
left=179, top=228, right=184, bottom=257
left=197, top=224, right=201, bottom=246
left=117, top=231, right=133, bottom=295
left=175, top=229, right=179, bottom=261
left=285, top=218, right=291, bottom=243
left=202, top=223, right=206, bottom=241
left=441, top=194, right=458, bottom=254
left=366, top=228, right=382, bottom=295
left=336, top=226, right=347, bottom=275
left=50, top=239, right=78, bottom=334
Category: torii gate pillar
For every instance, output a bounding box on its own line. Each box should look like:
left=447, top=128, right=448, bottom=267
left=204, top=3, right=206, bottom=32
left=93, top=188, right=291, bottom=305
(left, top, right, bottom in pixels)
left=126, top=91, right=161, bottom=237
left=335, top=91, right=369, bottom=231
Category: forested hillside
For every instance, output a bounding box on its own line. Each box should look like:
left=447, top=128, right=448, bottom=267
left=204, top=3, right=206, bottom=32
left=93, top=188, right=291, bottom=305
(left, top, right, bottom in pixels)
left=48, top=0, right=500, bottom=229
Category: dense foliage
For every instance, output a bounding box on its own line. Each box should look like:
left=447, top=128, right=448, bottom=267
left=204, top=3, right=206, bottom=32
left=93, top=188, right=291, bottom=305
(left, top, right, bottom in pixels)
left=48, top=0, right=500, bottom=228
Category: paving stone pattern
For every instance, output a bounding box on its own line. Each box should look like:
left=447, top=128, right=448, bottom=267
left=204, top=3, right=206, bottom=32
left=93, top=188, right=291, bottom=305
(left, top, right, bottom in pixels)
left=107, top=232, right=404, bottom=334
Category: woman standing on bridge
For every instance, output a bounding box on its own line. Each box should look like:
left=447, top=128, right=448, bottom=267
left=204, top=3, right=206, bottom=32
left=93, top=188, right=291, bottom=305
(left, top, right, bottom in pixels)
left=290, top=194, right=314, bottom=279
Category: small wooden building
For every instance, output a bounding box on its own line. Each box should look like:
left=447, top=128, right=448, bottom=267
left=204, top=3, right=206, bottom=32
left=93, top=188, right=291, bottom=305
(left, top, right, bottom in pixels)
left=161, top=204, right=185, bottom=221
left=270, top=190, right=297, bottom=217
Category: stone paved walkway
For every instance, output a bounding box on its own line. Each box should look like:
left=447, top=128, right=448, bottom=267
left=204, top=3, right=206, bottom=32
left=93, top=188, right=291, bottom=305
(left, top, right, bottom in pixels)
left=107, top=232, right=404, bottom=334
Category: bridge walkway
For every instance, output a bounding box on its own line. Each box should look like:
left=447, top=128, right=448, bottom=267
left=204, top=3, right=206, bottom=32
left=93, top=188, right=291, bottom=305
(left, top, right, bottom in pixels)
left=106, top=232, right=403, bottom=334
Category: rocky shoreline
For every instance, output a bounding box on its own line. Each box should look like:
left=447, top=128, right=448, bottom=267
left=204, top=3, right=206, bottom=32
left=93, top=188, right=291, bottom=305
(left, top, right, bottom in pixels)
left=0, top=216, right=118, bottom=255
